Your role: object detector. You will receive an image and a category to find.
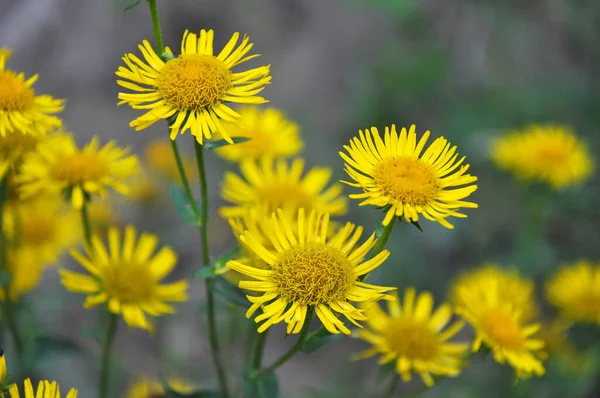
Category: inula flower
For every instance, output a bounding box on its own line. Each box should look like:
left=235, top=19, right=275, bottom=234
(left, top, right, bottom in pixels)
left=340, top=125, right=478, bottom=228
left=126, top=378, right=195, bottom=398
left=227, top=209, right=394, bottom=334
left=60, top=225, right=189, bottom=330
left=220, top=157, right=347, bottom=219
left=0, top=248, right=45, bottom=301
left=545, top=260, right=600, bottom=325
left=145, top=139, right=196, bottom=184
left=491, top=125, right=594, bottom=190
left=452, top=266, right=545, bottom=378
left=215, top=106, right=302, bottom=162
left=0, top=129, right=41, bottom=178
left=354, top=288, right=468, bottom=387
left=18, top=134, right=140, bottom=209
left=117, top=29, right=271, bottom=144
left=0, top=48, right=64, bottom=136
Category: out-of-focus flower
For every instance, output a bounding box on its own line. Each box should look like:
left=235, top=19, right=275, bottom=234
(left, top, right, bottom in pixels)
left=7, top=379, right=77, bottom=398
left=125, top=377, right=195, bottom=398
left=144, top=139, right=196, bottom=184
left=0, top=248, right=45, bottom=301
left=0, top=129, right=41, bottom=178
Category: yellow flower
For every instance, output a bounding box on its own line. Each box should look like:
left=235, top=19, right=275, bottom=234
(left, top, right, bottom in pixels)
left=125, top=377, right=195, bottom=398
left=17, top=134, right=140, bottom=209
left=128, top=171, right=160, bottom=205
left=0, top=248, right=45, bottom=301
left=354, top=288, right=468, bottom=387
left=491, top=125, right=594, bottom=190
left=452, top=266, right=545, bottom=378
left=88, top=199, right=119, bottom=235
left=4, top=197, right=81, bottom=265
left=0, top=348, right=6, bottom=384
left=145, top=139, right=196, bottom=184
left=340, top=124, right=478, bottom=228
left=227, top=208, right=394, bottom=334
left=215, top=106, right=302, bottom=162
left=220, top=157, right=347, bottom=219
left=116, top=30, right=271, bottom=144
left=0, top=129, right=41, bottom=178
left=450, top=264, right=538, bottom=322
left=7, top=379, right=77, bottom=398
left=0, top=48, right=64, bottom=136
left=545, top=260, right=600, bottom=324
left=59, top=225, right=189, bottom=330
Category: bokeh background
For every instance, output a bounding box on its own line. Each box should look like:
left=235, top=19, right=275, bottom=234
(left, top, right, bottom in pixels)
left=1, top=0, right=600, bottom=396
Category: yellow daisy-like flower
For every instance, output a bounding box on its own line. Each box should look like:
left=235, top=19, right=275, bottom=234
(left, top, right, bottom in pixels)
left=491, top=125, right=594, bottom=190
left=545, top=260, right=600, bottom=324
left=354, top=288, right=468, bottom=387
left=340, top=124, right=478, bottom=228
left=0, top=348, right=6, bottom=384
left=125, top=377, right=195, bottom=398
left=17, top=134, right=140, bottom=209
left=452, top=267, right=545, bottom=378
left=0, top=129, right=41, bottom=178
left=116, top=29, right=271, bottom=143
left=88, top=199, right=119, bottom=235
left=144, top=139, right=196, bottom=184
left=227, top=208, right=394, bottom=334
left=59, top=225, right=189, bottom=330
left=214, top=106, right=302, bottom=162
left=0, top=248, right=45, bottom=301
left=0, top=48, right=64, bottom=136
left=128, top=171, right=160, bottom=205
left=220, top=157, right=347, bottom=219
left=6, top=379, right=77, bottom=398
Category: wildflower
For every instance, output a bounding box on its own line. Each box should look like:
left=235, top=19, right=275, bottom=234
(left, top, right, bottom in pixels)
left=452, top=266, right=545, bottom=378
left=116, top=30, right=271, bottom=144
left=227, top=209, right=394, bottom=334
left=88, top=199, right=118, bottom=234
left=220, top=157, right=347, bottom=219
left=0, top=248, right=45, bottom=301
left=0, top=129, right=41, bottom=178
left=215, top=106, right=302, bottom=162
left=340, top=124, right=478, bottom=228
left=6, top=380, right=77, bottom=398
left=59, top=225, right=189, bottom=330
left=1, top=347, right=6, bottom=384
left=0, top=48, right=64, bottom=136
left=491, top=125, right=594, bottom=190
left=17, top=133, right=140, bottom=209
left=128, top=171, right=160, bottom=205
left=126, top=377, right=195, bottom=398
left=354, top=288, right=468, bottom=387
left=145, top=139, right=195, bottom=184
left=545, top=260, right=600, bottom=324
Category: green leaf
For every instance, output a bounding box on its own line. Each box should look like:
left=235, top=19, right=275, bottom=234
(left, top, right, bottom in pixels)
left=169, top=184, right=202, bottom=227
left=194, top=247, right=239, bottom=278
left=243, top=371, right=279, bottom=398
left=301, top=329, right=342, bottom=354
left=203, top=137, right=251, bottom=150
left=165, top=389, right=221, bottom=398
left=0, top=268, right=12, bottom=288
left=410, top=220, right=423, bottom=232
left=124, top=0, right=142, bottom=11
left=34, top=334, right=80, bottom=357
left=212, top=278, right=248, bottom=307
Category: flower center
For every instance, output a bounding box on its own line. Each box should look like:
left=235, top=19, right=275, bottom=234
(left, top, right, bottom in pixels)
left=0, top=131, right=39, bottom=155
left=101, top=262, right=155, bottom=304
left=373, top=157, right=440, bottom=205
left=272, top=242, right=354, bottom=305
left=383, top=317, right=439, bottom=360
left=534, top=144, right=569, bottom=168
left=481, top=308, right=525, bottom=351
left=156, top=54, right=232, bottom=110
left=0, top=71, right=35, bottom=111
left=258, top=184, right=315, bottom=212
left=573, top=292, right=600, bottom=319
left=20, top=214, right=55, bottom=245
left=51, top=152, right=109, bottom=184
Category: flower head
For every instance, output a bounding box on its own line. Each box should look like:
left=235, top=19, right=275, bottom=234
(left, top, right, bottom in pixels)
left=354, top=288, right=468, bottom=387
left=0, top=129, right=41, bottom=178
left=145, top=139, right=196, bottom=184
left=545, top=260, right=600, bottom=324
left=17, top=134, right=140, bottom=209
left=341, top=125, right=478, bottom=228
left=59, top=225, right=189, bottom=330
left=126, top=377, right=195, bottom=398
left=452, top=266, right=545, bottom=378
left=117, top=30, right=271, bottom=144
left=220, top=157, right=347, bottom=219
left=0, top=48, right=64, bottom=136
left=491, top=125, right=594, bottom=190
left=0, top=248, right=45, bottom=301
left=227, top=208, right=394, bottom=334
left=6, top=379, right=77, bottom=398
left=215, top=106, right=302, bottom=162
left=1, top=348, right=6, bottom=384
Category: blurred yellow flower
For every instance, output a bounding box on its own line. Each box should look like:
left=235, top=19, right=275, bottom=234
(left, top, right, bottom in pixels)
left=545, top=260, right=600, bottom=324
left=116, top=29, right=271, bottom=144
left=0, top=129, right=41, bottom=178
left=88, top=199, right=119, bottom=235
left=125, top=377, right=195, bottom=398
left=452, top=266, right=545, bottom=378
left=0, top=48, right=64, bottom=136
left=128, top=171, right=160, bottom=205
left=145, top=139, right=196, bottom=184
left=341, top=125, right=478, bottom=228
left=215, top=106, right=302, bottom=162
left=0, top=248, right=45, bottom=301
left=491, top=125, right=594, bottom=190
left=7, top=379, right=77, bottom=398
left=59, top=225, right=189, bottom=330
left=227, top=209, right=394, bottom=334
left=0, top=347, right=6, bottom=383
left=220, top=157, right=347, bottom=219
left=18, top=134, right=140, bottom=209
left=354, top=288, right=468, bottom=387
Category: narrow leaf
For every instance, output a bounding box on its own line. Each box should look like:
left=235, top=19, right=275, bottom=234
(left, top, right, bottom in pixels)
left=165, top=389, right=221, bottom=398
left=243, top=371, right=279, bottom=398
left=124, top=0, right=142, bottom=11
left=203, top=137, right=251, bottom=150
left=212, top=278, right=248, bottom=307
left=301, top=332, right=342, bottom=354
left=169, top=184, right=202, bottom=227
left=410, top=220, right=423, bottom=232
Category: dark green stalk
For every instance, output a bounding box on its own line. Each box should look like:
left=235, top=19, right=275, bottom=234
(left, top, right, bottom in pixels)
left=385, top=376, right=399, bottom=398
left=146, top=0, right=164, bottom=54
left=170, top=139, right=201, bottom=218
left=98, top=314, right=118, bottom=398
left=80, top=201, right=93, bottom=248
left=252, top=329, right=269, bottom=370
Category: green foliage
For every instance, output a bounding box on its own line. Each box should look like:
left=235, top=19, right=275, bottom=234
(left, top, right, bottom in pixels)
left=203, top=137, right=251, bottom=151
left=243, top=371, right=279, bottom=398
left=165, top=389, right=221, bottom=398
left=301, top=329, right=342, bottom=354
left=169, top=184, right=202, bottom=227
left=212, top=278, right=248, bottom=308
left=124, top=0, right=143, bottom=12
left=194, top=247, right=239, bottom=279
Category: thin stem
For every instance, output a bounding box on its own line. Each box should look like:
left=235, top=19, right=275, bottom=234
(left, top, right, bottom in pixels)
left=80, top=201, right=93, bottom=248
left=146, top=0, right=164, bottom=55
left=193, top=141, right=229, bottom=397
left=252, top=329, right=269, bottom=370
left=384, top=376, right=399, bottom=398
left=170, top=140, right=200, bottom=218
left=259, top=309, right=314, bottom=375
left=99, top=314, right=119, bottom=398
left=372, top=216, right=397, bottom=258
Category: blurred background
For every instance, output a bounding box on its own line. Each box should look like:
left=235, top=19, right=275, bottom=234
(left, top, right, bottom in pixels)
left=1, top=0, right=600, bottom=396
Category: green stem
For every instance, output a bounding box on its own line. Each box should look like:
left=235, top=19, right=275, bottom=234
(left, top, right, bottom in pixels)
left=372, top=216, right=397, bottom=258
left=99, top=314, right=118, bottom=398
left=146, top=0, right=164, bottom=55
left=259, top=309, right=314, bottom=375
left=193, top=141, right=229, bottom=397
left=170, top=140, right=201, bottom=218
left=385, top=376, right=399, bottom=398
left=252, top=329, right=269, bottom=370
left=80, top=201, right=93, bottom=248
